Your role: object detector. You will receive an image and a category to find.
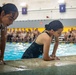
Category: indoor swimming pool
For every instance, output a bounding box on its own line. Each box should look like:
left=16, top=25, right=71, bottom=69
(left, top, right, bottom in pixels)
left=4, top=42, right=76, bottom=60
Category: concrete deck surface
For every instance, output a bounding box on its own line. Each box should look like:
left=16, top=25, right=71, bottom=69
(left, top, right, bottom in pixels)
left=0, top=55, right=76, bottom=75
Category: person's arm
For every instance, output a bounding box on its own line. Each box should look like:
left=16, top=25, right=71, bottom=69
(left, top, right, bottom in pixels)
left=0, top=28, right=7, bottom=64
left=51, top=37, right=60, bottom=60
left=43, top=37, right=54, bottom=61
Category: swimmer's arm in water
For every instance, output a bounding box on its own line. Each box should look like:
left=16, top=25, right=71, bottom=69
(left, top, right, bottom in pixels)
left=0, top=28, right=7, bottom=64
left=43, top=37, right=54, bottom=61
left=51, top=37, right=60, bottom=60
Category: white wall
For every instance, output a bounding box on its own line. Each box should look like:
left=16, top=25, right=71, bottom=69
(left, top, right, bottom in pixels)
left=0, top=0, right=76, bottom=21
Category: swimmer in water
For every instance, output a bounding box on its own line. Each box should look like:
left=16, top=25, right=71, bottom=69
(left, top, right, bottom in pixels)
left=22, top=20, right=64, bottom=61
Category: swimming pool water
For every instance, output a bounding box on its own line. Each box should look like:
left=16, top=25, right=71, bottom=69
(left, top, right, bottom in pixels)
left=4, top=43, right=76, bottom=60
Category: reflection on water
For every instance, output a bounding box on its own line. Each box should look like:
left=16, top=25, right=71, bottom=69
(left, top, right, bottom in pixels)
left=4, top=43, right=76, bottom=60
left=49, top=43, right=76, bottom=56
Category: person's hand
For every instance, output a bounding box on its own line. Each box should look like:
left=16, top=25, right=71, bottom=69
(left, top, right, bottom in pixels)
left=50, top=56, right=55, bottom=60
left=0, top=53, right=6, bottom=65
left=54, top=56, right=60, bottom=60
left=0, top=60, right=6, bottom=65
left=50, top=55, right=60, bottom=60
left=0, top=58, right=6, bottom=65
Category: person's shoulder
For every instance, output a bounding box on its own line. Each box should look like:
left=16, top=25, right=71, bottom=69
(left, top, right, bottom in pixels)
left=42, top=33, right=51, bottom=41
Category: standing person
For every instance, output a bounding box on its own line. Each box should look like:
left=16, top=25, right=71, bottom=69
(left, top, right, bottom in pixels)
left=0, top=3, right=18, bottom=64
left=22, top=20, right=64, bottom=61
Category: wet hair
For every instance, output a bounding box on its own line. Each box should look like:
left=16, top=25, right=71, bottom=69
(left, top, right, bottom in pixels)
left=45, top=20, right=64, bottom=31
left=0, top=3, right=18, bottom=15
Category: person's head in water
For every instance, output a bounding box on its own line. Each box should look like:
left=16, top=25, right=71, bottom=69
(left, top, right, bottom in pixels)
left=45, top=20, right=64, bottom=37
left=0, top=3, right=18, bottom=27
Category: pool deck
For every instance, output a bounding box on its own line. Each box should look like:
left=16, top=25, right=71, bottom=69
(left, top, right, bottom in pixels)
left=0, top=55, right=76, bottom=75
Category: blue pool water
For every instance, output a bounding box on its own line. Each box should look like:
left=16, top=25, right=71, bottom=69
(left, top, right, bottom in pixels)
left=4, top=43, right=76, bottom=60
